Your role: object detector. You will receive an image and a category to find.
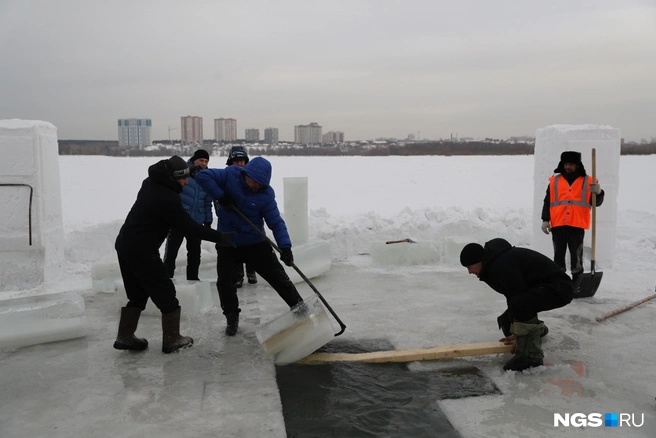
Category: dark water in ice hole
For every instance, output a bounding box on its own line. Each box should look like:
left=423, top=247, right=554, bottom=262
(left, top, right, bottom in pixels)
left=276, top=339, right=501, bottom=438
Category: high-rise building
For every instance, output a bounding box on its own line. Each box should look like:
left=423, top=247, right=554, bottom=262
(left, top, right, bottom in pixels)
left=322, top=131, right=345, bottom=144
left=214, top=118, right=237, bottom=142
left=181, top=116, right=203, bottom=145
left=118, top=118, right=152, bottom=148
left=245, top=128, right=260, bottom=142
left=264, top=127, right=279, bottom=145
left=294, top=122, right=322, bottom=144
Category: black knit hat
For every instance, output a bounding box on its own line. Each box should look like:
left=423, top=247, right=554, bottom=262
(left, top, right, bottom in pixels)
left=226, top=146, right=249, bottom=166
left=167, top=155, right=189, bottom=180
left=460, top=243, right=485, bottom=267
left=190, top=149, right=210, bottom=162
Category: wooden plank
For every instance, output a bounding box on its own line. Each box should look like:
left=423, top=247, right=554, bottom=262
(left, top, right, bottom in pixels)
left=297, top=341, right=513, bottom=364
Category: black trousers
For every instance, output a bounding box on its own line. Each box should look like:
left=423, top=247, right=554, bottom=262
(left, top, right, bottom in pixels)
left=163, top=228, right=202, bottom=280
left=117, top=251, right=179, bottom=314
left=216, top=241, right=303, bottom=315
left=551, top=226, right=585, bottom=275
left=508, top=280, right=574, bottom=322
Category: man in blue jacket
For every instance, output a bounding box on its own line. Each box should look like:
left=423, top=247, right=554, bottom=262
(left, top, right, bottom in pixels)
left=163, top=149, right=213, bottom=281
left=196, top=157, right=303, bottom=336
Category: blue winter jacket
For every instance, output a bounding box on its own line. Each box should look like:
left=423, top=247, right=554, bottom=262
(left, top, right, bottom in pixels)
left=180, top=158, right=213, bottom=225
left=195, top=157, right=292, bottom=249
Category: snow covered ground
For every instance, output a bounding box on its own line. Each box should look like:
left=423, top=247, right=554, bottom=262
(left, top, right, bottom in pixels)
left=2, top=154, right=655, bottom=437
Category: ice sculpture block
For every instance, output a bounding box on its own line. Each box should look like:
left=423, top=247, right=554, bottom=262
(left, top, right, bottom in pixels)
left=113, top=279, right=214, bottom=317
left=0, top=292, right=87, bottom=349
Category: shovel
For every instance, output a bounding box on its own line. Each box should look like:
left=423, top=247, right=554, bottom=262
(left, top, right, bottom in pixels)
left=574, top=148, right=603, bottom=298
left=228, top=205, right=347, bottom=337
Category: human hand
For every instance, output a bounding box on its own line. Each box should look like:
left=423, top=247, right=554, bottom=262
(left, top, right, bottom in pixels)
left=218, top=197, right=235, bottom=209
left=280, top=247, right=294, bottom=266
left=541, top=221, right=551, bottom=235
left=590, top=182, right=602, bottom=195
left=499, top=334, right=517, bottom=354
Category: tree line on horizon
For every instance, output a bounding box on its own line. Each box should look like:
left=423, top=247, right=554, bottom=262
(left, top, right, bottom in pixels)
left=58, top=139, right=656, bottom=157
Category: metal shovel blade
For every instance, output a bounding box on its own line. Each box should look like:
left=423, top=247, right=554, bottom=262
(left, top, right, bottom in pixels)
left=574, top=271, right=603, bottom=298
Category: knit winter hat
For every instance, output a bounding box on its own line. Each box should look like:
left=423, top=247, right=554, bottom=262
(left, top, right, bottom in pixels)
left=167, top=155, right=189, bottom=180
left=460, top=243, right=485, bottom=267
left=226, top=146, right=249, bottom=166
left=190, top=149, right=210, bottom=162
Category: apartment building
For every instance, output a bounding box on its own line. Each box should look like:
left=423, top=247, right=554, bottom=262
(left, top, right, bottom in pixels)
left=118, top=118, right=152, bottom=147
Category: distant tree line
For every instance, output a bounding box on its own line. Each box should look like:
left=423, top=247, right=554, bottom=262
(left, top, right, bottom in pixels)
left=58, top=140, right=656, bottom=157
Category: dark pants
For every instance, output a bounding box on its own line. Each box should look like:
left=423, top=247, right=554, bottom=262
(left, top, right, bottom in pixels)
left=216, top=241, right=303, bottom=315
left=551, top=226, right=585, bottom=276
left=233, top=262, right=256, bottom=282
left=508, top=280, right=574, bottom=322
left=117, top=251, right=179, bottom=314
left=163, top=228, right=202, bottom=280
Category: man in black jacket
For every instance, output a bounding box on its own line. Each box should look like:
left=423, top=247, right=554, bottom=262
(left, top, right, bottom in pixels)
left=114, top=155, right=234, bottom=354
left=460, top=238, right=574, bottom=371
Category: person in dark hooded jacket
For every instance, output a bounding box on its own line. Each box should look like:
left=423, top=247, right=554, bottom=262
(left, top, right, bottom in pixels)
left=541, top=151, right=605, bottom=285
left=196, top=156, right=303, bottom=336
left=114, top=155, right=234, bottom=354
left=460, top=238, right=574, bottom=371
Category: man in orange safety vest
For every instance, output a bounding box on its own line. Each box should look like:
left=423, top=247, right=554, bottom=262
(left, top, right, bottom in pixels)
left=540, top=151, right=604, bottom=284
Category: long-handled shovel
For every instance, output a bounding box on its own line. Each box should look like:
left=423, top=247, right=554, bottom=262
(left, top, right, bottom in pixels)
left=229, top=205, right=346, bottom=336
left=574, top=148, right=603, bottom=298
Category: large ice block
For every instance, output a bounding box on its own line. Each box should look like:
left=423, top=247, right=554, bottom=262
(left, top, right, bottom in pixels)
left=533, top=125, right=621, bottom=268
left=281, top=240, right=331, bottom=283
left=0, top=292, right=87, bottom=350
left=283, top=177, right=309, bottom=246
left=0, top=120, right=65, bottom=291
left=371, top=241, right=440, bottom=266
left=113, top=279, right=214, bottom=317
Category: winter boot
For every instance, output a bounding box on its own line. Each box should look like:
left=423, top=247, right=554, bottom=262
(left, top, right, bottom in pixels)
left=225, top=312, right=240, bottom=336
left=234, top=277, right=244, bottom=289
left=503, top=321, right=545, bottom=372
left=186, top=264, right=200, bottom=281
left=161, top=307, right=193, bottom=354
left=247, top=268, right=258, bottom=285
left=537, top=319, right=549, bottom=337
left=113, top=307, right=148, bottom=351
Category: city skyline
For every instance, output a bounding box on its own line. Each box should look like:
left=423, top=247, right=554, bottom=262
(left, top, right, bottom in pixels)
left=1, top=1, right=655, bottom=142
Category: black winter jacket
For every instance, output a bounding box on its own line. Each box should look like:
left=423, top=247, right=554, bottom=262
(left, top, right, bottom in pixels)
left=115, top=160, right=228, bottom=258
left=478, top=238, right=573, bottom=299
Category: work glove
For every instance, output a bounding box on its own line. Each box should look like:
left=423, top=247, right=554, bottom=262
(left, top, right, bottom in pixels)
left=218, top=197, right=235, bottom=210
left=541, top=221, right=551, bottom=235
left=497, top=309, right=513, bottom=337
left=590, top=182, right=602, bottom=195
left=203, top=222, right=212, bottom=228
left=280, top=247, right=294, bottom=266
left=188, top=165, right=201, bottom=178
left=215, top=232, right=236, bottom=249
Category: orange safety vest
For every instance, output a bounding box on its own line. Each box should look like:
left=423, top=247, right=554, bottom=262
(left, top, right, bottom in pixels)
left=549, top=174, right=593, bottom=229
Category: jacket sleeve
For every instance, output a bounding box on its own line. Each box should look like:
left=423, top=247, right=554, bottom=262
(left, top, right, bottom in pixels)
left=594, top=190, right=605, bottom=207
left=491, top=262, right=528, bottom=298
left=162, top=195, right=223, bottom=243
left=204, top=193, right=213, bottom=224
left=541, top=185, right=551, bottom=221
left=195, top=168, right=226, bottom=200
left=261, top=195, right=292, bottom=249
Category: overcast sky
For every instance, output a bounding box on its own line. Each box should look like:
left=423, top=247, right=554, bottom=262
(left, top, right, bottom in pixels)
left=1, top=0, right=655, bottom=142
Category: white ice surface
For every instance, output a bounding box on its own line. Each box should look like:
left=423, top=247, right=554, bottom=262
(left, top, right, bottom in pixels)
left=1, top=154, right=655, bottom=437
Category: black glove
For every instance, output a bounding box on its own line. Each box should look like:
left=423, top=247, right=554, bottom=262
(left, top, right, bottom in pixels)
left=203, top=222, right=212, bottom=228
left=188, top=165, right=201, bottom=178
left=280, top=247, right=294, bottom=266
left=218, top=197, right=235, bottom=210
left=497, top=309, right=513, bottom=337
left=215, top=232, right=236, bottom=249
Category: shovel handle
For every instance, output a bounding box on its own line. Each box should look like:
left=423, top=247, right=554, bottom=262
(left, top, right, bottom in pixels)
left=386, top=239, right=414, bottom=244
left=591, top=148, right=597, bottom=272
left=228, top=205, right=347, bottom=336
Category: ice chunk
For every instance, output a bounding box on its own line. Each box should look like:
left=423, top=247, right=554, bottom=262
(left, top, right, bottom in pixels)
left=283, top=177, right=309, bottom=246
left=370, top=241, right=440, bottom=266
left=0, top=291, right=87, bottom=350
left=282, top=240, right=331, bottom=283
left=256, top=294, right=335, bottom=365
left=113, top=279, right=214, bottom=317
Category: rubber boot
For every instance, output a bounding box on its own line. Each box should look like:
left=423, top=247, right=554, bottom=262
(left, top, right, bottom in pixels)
left=225, top=312, right=239, bottom=336
left=161, top=307, right=193, bottom=354
left=113, top=307, right=148, bottom=351
left=503, top=321, right=545, bottom=371
left=538, top=319, right=549, bottom=337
